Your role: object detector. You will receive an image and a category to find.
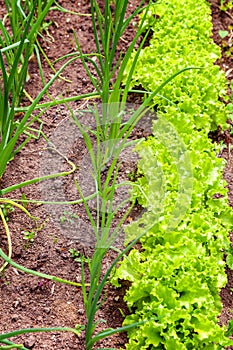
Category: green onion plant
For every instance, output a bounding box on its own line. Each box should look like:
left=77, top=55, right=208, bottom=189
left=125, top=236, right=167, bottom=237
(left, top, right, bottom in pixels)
left=0, top=0, right=55, bottom=178
left=75, top=0, right=152, bottom=163
left=68, top=1, right=200, bottom=348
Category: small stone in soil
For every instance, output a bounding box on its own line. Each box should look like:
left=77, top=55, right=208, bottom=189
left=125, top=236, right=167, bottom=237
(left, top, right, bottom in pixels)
left=24, top=335, right=36, bottom=348
left=43, top=307, right=50, bottom=314
left=11, top=314, right=19, bottom=321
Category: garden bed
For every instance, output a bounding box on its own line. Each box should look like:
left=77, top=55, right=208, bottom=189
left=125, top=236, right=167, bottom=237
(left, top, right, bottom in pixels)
left=0, top=0, right=233, bottom=349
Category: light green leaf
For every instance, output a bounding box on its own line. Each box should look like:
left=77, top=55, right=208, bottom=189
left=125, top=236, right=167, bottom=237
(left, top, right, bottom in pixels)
left=219, top=30, right=229, bottom=39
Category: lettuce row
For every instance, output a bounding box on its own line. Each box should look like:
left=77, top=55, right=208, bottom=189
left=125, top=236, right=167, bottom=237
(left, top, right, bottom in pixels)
left=112, top=0, right=233, bottom=348
left=113, top=126, right=233, bottom=348
left=125, top=0, right=229, bottom=130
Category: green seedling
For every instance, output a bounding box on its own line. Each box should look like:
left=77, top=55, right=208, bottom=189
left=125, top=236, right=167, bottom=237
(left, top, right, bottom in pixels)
left=22, top=230, right=35, bottom=243
left=69, top=248, right=80, bottom=258
left=53, top=237, right=58, bottom=244
left=219, top=25, right=233, bottom=58
left=38, top=20, right=54, bottom=42
left=219, top=30, right=229, bottom=39
left=69, top=248, right=89, bottom=263
left=60, top=211, right=79, bottom=224
left=0, top=203, right=14, bottom=221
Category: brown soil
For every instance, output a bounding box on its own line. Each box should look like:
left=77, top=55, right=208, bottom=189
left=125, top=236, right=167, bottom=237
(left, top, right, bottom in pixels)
left=0, top=1, right=233, bottom=349
left=209, top=1, right=233, bottom=342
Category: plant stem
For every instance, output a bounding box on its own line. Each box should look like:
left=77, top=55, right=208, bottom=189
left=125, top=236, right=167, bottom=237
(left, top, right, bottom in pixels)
left=0, top=248, right=88, bottom=287
left=0, top=150, right=76, bottom=195
left=0, top=326, right=82, bottom=341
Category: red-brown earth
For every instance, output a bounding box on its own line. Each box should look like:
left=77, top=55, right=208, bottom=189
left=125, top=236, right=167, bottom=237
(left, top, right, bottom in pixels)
left=0, top=1, right=233, bottom=349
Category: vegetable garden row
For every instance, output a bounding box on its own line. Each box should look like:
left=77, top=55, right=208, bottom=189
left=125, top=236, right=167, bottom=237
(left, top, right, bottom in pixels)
left=0, top=0, right=233, bottom=349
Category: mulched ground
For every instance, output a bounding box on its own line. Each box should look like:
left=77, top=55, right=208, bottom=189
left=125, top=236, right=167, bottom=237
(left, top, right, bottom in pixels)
left=0, top=1, right=233, bottom=349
